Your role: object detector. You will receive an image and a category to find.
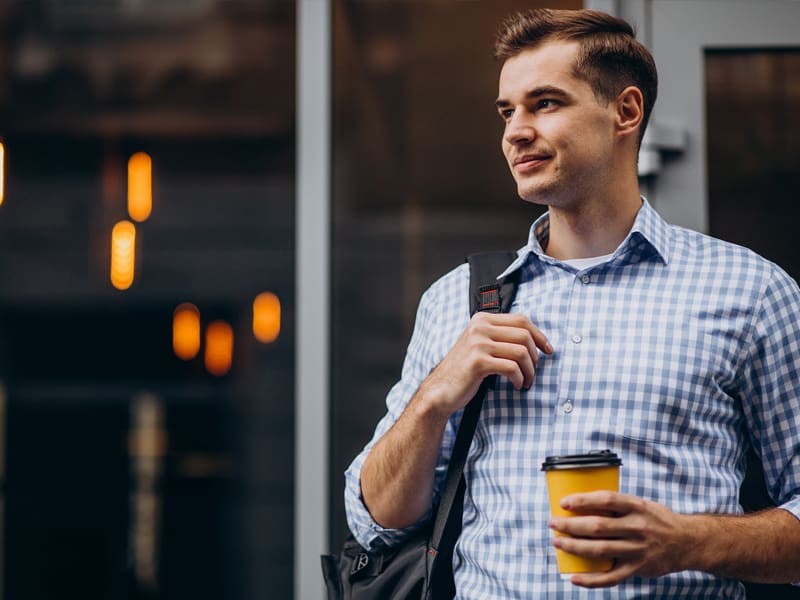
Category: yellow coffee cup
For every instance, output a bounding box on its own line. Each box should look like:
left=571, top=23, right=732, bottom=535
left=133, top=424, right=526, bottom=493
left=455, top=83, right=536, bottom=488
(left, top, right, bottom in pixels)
left=541, top=450, right=622, bottom=577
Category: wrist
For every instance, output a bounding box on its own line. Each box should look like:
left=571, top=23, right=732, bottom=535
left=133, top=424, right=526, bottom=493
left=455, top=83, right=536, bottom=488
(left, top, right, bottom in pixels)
left=677, top=513, right=721, bottom=574
left=411, top=381, right=455, bottom=426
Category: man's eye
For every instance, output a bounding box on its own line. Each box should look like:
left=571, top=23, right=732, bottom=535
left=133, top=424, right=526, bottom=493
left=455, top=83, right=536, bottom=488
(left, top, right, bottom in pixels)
left=537, top=99, right=558, bottom=110
left=500, top=109, right=514, bottom=120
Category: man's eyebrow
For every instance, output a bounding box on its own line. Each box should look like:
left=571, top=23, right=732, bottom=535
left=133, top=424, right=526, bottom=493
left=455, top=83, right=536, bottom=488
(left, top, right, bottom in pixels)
left=495, top=86, right=571, bottom=108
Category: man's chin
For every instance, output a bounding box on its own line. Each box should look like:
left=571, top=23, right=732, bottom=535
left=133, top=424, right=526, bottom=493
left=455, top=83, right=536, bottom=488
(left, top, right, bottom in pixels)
left=517, top=186, right=552, bottom=207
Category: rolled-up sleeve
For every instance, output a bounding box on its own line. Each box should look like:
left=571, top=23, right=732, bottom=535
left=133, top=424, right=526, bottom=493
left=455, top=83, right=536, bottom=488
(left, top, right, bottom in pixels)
left=344, top=276, right=463, bottom=550
left=739, top=265, right=800, bottom=524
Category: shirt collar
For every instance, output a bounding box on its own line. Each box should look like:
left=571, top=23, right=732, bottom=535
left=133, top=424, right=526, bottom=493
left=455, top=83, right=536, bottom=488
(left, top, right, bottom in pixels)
left=497, top=197, right=671, bottom=280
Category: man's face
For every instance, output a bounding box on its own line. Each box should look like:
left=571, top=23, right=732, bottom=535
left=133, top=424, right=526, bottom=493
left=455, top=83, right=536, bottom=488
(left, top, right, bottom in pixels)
left=497, top=40, right=619, bottom=209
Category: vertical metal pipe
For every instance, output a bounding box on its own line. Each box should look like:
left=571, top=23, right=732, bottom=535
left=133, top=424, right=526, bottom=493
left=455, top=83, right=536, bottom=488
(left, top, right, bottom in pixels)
left=296, top=0, right=331, bottom=598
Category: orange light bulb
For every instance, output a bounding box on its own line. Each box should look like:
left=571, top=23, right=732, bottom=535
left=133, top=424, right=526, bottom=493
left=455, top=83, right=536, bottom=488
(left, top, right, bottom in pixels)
left=205, top=321, right=233, bottom=376
left=0, top=141, right=5, bottom=207
left=128, top=152, right=152, bottom=222
left=253, top=292, right=281, bottom=343
left=173, top=303, right=201, bottom=360
left=110, top=220, right=136, bottom=290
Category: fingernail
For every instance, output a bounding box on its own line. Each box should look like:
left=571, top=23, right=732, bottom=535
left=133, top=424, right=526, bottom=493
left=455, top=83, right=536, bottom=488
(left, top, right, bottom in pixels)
left=545, top=342, right=554, bottom=354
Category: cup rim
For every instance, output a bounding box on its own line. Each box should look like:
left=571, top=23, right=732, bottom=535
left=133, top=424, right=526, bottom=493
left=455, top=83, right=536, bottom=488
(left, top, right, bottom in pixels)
left=541, top=449, right=622, bottom=471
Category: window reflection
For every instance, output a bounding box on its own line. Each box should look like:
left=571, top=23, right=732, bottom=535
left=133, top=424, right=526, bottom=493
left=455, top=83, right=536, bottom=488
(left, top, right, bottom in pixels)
left=707, top=49, right=800, bottom=278
left=0, top=2, right=296, bottom=599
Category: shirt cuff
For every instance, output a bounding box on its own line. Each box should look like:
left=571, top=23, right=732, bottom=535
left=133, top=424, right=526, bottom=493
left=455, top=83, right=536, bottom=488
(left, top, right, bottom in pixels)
left=777, top=495, right=800, bottom=521
left=344, top=455, right=431, bottom=551
left=776, top=500, right=800, bottom=586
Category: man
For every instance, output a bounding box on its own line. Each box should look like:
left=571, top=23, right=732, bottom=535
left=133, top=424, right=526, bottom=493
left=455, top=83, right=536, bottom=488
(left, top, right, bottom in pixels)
left=345, top=8, right=800, bottom=597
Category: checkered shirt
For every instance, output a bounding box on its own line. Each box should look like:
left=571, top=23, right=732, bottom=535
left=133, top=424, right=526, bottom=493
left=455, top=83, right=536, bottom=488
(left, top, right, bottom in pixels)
left=344, top=199, right=800, bottom=598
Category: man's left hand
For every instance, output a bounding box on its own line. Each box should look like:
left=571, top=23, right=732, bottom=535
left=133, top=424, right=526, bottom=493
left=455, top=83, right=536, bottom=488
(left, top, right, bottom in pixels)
left=548, top=491, right=693, bottom=588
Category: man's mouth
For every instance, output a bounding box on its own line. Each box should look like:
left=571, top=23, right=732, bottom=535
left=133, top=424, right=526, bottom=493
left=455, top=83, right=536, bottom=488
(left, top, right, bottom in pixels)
left=513, top=154, right=551, bottom=172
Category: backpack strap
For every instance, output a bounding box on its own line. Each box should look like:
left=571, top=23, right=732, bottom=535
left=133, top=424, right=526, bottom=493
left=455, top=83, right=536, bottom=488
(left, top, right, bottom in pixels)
left=428, top=251, right=521, bottom=580
left=468, top=251, right=521, bottom=316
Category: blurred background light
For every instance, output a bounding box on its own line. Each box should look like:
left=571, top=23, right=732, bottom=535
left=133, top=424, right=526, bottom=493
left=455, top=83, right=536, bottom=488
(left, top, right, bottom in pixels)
left=128, top=152, right=152, bottom=222
left=128, top=393, right=165, bottom=592
left=204, top=320, right=233, bottom=376
left=0, top=141, right=5, bottom=207
left=253, top=292, right=281, bottom=343
left=111, top=220, right=136, bottom=290
left=172, top=303, right=201, bottom=360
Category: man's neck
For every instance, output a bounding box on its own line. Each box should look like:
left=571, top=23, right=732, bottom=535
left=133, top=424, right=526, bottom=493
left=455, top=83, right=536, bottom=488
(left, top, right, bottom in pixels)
left=544, top=191, right=643, bottom=261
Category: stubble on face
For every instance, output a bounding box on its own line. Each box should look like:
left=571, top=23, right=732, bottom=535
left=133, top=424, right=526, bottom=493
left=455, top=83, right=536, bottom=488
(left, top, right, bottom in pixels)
left=497, top=41, right=617, bottom=213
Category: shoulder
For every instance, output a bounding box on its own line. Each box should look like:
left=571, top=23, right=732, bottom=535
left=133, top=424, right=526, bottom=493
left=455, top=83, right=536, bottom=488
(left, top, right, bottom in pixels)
left=667, top=224, right=800, bottom=307
left=669, top=224, right=756, bottom=259
left=400, top=262, right=471, bottom=367
left=418, top=261, right=470, bottom=312
left=669, top=225, right=785, bottom=278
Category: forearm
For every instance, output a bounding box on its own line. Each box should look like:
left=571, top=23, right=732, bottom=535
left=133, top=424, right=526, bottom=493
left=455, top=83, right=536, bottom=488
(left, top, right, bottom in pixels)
left=360, top=383, right=451, bottom=529
left=684, top=508, right=800, bottom=583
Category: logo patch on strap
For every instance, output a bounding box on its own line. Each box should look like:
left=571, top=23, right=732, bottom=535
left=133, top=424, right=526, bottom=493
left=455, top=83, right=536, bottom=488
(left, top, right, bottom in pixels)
left=348, top=550, right=383, bottom=581
left=351, top=552, right=370, bottom=576
left=478, top=284, right=501, bottom=311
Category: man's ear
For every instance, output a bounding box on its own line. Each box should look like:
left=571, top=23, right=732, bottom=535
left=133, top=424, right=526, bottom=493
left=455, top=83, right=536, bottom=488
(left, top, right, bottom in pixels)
left=615, top=86, right=644, bottom=141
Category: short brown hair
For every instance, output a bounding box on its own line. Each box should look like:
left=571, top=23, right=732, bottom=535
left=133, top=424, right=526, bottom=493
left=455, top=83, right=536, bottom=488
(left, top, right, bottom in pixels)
left=494, top=9, right=658, bottom=144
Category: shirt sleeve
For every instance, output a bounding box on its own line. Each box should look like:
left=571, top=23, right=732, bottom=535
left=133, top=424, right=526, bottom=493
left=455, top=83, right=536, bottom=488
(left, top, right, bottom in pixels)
left=343, top=278, right=462, bottom=551
left=738, top=264, right=800, bottom=523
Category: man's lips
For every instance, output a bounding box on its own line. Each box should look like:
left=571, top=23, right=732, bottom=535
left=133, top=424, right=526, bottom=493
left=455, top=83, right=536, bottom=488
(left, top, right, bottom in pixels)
left=513, top=154, right=551, bottom=172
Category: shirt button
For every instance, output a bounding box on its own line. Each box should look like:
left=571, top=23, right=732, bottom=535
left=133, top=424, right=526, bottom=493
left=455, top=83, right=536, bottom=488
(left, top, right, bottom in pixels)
left=572, top=334, right=582, bottom=344
left=580, top=275, right=591, bottom=284
left=563, top=401, right=573, bottom=414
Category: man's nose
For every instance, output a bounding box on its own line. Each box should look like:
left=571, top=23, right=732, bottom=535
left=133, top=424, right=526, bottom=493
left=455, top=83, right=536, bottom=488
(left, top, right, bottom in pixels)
left=504, top=111, right=536, bottom=146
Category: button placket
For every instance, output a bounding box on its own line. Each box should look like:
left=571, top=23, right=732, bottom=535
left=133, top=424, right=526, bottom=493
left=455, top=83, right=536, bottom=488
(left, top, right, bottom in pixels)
left=563, top=273, right=593, bottom=417
left=555, top=271, right=594, bottom=421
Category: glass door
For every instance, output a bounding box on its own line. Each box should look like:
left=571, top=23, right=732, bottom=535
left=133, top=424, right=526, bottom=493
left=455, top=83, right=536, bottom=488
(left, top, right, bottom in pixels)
left=648, top=0, right=800, bottom=233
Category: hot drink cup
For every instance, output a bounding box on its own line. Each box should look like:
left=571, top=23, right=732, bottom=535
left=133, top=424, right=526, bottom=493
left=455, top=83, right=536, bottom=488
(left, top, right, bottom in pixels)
left=541, top=450, right=622, bottom=577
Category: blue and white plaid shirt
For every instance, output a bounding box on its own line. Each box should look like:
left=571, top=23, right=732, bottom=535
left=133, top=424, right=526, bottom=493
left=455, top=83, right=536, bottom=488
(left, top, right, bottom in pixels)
left=344, top=199, right=800, bottom=598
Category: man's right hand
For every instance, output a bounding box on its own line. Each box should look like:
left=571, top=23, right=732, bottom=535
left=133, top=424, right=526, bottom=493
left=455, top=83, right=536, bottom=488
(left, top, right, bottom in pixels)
left=418, top=312, right=553, bottom=420
left=360, top=312, right=551, bottom=529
